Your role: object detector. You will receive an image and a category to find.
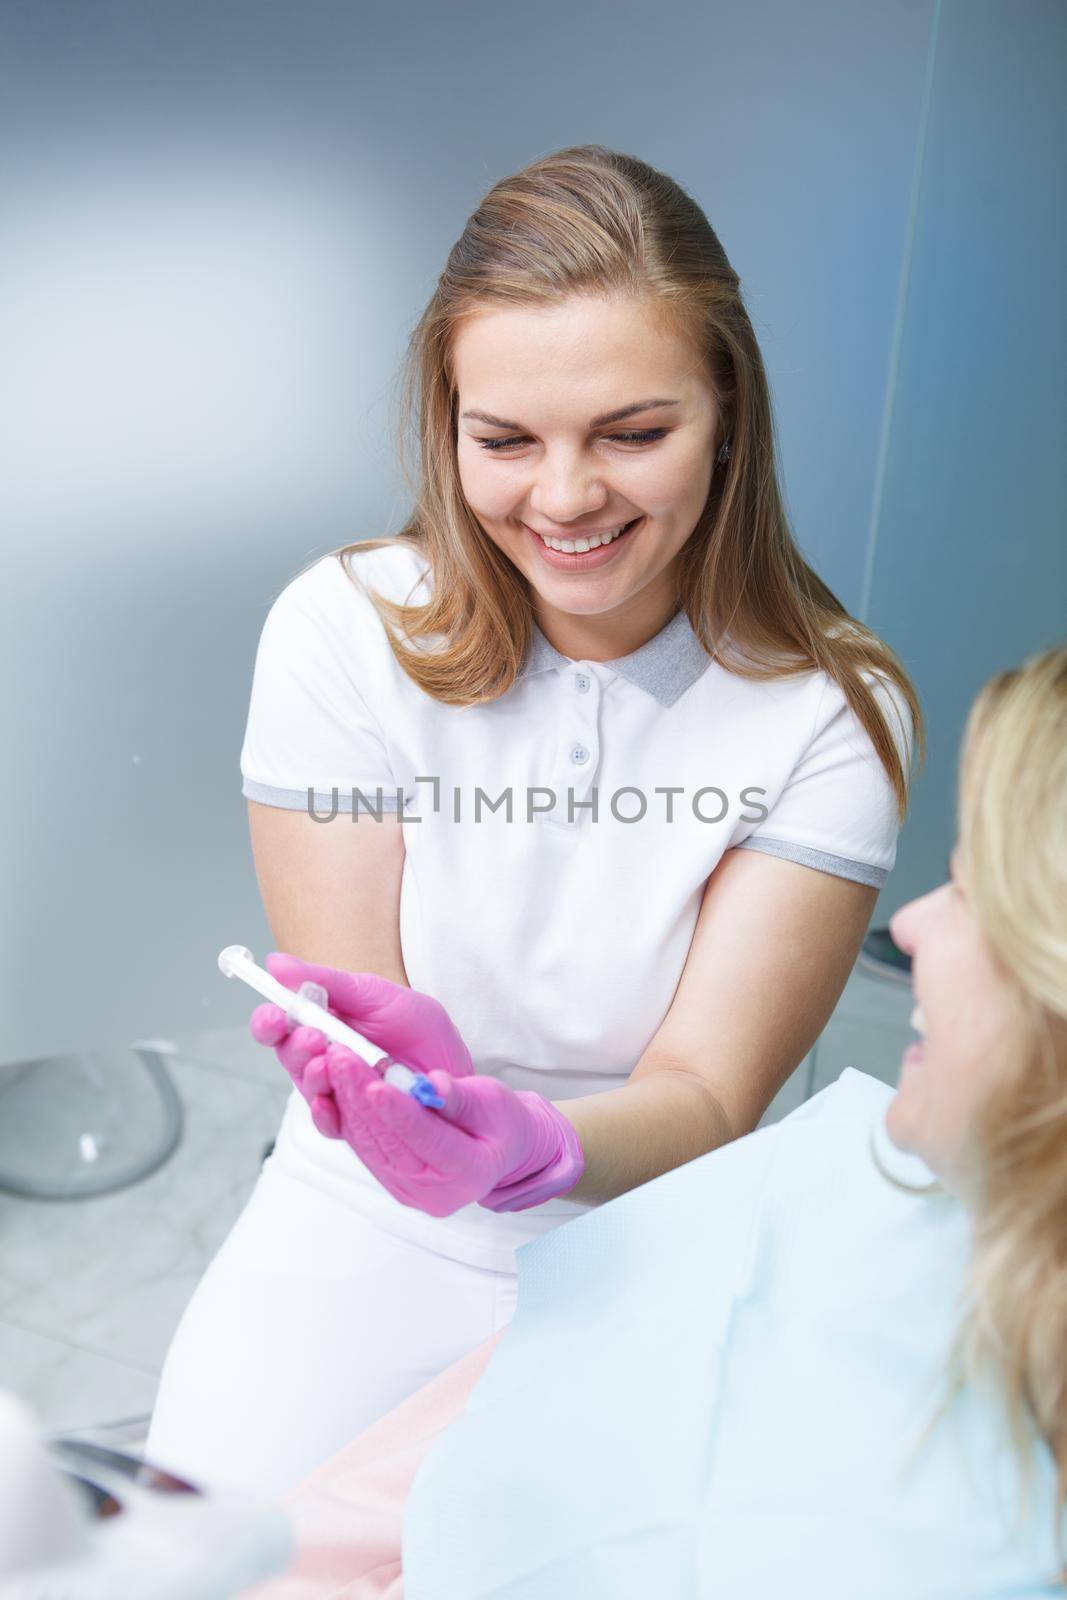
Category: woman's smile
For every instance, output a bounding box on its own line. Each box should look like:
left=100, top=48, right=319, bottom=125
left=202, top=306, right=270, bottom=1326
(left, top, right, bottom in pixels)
left=524, top=516, right=644, bottom=571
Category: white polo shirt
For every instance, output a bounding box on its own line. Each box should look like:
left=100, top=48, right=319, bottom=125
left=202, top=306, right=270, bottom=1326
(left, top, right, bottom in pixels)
left=240, top=540, right=913, bottom=1268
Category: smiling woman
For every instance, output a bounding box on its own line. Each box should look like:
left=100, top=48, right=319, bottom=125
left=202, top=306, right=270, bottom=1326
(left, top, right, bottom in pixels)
left=145, top=143, right=927, bottom=1503
left=449, top=299, right=719, bottom=625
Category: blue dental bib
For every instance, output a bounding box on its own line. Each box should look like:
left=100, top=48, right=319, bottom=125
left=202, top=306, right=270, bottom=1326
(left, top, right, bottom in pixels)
left=404, top=1071, right=1065, bottom=1598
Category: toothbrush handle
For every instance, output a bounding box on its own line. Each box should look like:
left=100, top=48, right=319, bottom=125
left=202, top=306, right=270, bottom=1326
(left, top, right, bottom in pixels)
left=227, top=955, right=386, bottom=1067
left=286, top=993, right=388, bottom=1069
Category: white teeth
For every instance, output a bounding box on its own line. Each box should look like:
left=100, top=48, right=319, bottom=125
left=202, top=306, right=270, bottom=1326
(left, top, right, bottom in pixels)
left=537, top=522, right=632, bottom=553
left=910, top=1005, right=926, bottom=1037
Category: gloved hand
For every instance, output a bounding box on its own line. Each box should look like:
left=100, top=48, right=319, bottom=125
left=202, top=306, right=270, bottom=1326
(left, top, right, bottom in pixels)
left=249, top=953, right=475, bottom=1139
left=317, top=1045, right=585, bottom=1216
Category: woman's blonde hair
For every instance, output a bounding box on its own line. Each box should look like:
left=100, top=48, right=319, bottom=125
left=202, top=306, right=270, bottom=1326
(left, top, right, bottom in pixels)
left=954, top=646, right=1067, bottom=1564
left=318, top=143, right=924, bottom=821
left=878, top=645, right=1067, bottom=1572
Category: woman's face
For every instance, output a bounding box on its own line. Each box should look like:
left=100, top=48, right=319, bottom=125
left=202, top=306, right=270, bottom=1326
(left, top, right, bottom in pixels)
left=885, top=847, right=1021, bottom=1189
left=452, top=293, right=720, bottom=649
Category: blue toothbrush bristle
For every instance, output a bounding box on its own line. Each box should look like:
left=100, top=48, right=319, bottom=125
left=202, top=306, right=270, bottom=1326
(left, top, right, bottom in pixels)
left=410, top=1076, right=446, bottom=1109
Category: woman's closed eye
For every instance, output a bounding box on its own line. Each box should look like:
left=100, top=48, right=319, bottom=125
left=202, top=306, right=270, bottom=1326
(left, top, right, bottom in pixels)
left=474, top=428, right=669, bottom=453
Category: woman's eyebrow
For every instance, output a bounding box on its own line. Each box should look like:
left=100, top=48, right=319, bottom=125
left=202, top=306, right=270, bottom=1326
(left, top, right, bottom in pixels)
left=460, top=398, right=681, bottom=430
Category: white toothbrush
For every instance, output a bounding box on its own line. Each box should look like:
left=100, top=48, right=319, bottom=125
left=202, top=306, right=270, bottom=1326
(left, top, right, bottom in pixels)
left=217, top=945, right=444, bottom=1107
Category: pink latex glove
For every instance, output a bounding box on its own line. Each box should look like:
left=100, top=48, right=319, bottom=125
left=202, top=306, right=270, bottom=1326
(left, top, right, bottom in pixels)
left=249, top=953, right=475, bottom=1140
left=316, top=1044, right=585, bottom=1217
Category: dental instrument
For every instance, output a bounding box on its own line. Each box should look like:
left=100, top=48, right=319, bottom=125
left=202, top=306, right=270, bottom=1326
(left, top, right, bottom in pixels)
left=217, top=945, right=445, bottom=1108
left=0, top=1387, right=293, bottom=1597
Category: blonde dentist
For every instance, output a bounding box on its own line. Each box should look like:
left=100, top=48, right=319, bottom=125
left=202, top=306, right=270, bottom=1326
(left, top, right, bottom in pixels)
left=144, top=142, right=922, bottom=1497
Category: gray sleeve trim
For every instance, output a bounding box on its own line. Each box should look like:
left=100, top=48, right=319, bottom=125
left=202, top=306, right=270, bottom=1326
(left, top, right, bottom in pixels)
left=733, top=835, right=888, bottom=888
left=241, top=777, right=404, bottom=814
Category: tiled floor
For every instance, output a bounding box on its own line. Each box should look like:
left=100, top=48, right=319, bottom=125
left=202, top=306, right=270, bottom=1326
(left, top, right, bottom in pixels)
left=0, top=964, right=912, bottom=1452
left=0, top=1027, right=290, bottom=1449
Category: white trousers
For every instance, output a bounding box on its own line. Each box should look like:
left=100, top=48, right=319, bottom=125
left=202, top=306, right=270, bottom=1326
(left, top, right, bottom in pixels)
left=144, top=1116, right=522, bottom=1499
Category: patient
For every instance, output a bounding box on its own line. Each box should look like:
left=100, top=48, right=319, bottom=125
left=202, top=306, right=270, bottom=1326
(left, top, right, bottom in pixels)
left=241, top=646, right=1067, bottom=1599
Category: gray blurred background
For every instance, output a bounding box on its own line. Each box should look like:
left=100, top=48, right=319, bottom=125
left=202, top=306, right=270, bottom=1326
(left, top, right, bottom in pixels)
left=2, top=0, right=1065, bottom=1066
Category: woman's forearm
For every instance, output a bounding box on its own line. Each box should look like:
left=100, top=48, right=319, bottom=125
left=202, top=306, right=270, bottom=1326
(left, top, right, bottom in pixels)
left=554, top=1067, right=737, bottom=1204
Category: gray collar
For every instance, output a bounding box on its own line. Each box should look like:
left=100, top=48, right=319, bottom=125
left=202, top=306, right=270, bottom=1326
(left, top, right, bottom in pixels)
left=518, top=607, right=712, bottom=708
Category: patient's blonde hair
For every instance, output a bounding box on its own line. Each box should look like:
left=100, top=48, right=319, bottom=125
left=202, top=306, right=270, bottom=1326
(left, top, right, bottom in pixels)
left=883, top=646, right=1067, bottom=1572
left=315, top=143, right=923, bottom=822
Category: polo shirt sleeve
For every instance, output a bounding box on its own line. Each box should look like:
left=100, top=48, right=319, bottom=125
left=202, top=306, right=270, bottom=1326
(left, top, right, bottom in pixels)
left=239, top=556, right=401, bottom=814
left=733, top=671, right=914, bottom=888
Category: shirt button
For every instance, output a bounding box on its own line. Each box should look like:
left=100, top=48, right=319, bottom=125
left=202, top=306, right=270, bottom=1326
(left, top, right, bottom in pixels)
left=570, top=744, right=589, bottom=765
left=574, top=673, right=590, bottom=693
